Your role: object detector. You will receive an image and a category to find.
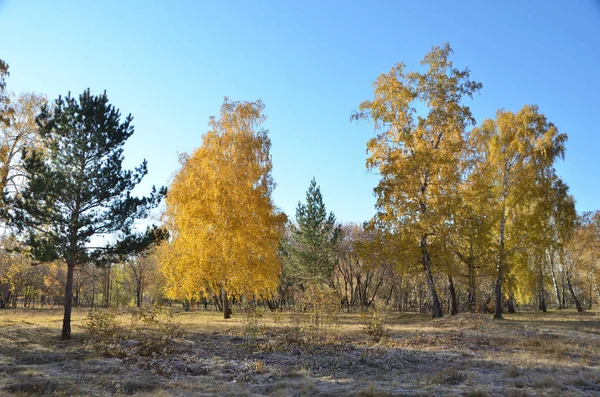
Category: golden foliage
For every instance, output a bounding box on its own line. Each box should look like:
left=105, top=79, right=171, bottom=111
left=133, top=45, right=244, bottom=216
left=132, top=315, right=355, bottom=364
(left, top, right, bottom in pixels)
left=159, top=98, right=286, bottom=301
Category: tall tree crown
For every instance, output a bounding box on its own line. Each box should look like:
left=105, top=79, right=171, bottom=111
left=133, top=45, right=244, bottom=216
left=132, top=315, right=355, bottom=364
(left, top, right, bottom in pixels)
left=284, top=178, right=341, bottom=286
left=160, top=98, right=285, bottom=301
left=354, top=43, right=482, bottom=233
left=6, top=89, right=164, bottom=264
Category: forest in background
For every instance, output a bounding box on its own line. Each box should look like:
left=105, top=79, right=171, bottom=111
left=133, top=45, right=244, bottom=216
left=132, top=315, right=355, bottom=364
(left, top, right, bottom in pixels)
left=0, top=45, right=599, bottom=339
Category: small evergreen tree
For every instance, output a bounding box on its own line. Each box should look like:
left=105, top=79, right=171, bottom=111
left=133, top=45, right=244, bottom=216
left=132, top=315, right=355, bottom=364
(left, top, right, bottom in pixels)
left=285, top=178, right=341, bottom=288
left=4, top=89, right=165, bottom=339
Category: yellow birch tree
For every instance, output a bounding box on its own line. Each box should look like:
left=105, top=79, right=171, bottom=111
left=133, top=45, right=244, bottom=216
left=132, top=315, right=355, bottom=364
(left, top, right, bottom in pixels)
left=471, top=105, right=567, bottom=318
left=159, top=98, right=286, bottom=318
left=353, top=44, right=482, bottom=318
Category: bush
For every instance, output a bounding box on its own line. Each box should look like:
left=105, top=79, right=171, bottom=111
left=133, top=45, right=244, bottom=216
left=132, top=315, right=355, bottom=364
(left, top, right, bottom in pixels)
left=242, top=300, right=265, bottom=345
left=85, top=310, right=124, bottom=357
left=363, top=303, right=388, bottom=338
left=299, top=283, right=341, bottom=334
left=85, top=306, right=183, bottom=359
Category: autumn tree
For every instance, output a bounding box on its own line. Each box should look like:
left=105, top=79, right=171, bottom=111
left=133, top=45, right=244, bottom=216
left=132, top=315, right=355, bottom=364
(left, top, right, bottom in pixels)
left=0, top=59, right=10, bottom=126
left=336, top=222, right=397, bottom=310
left=4, top=89, right=164, bottom=339
left=543, top=179, right=577, bottom=310
left=562, top=212, right=599, bottom=312
left=471, top=105, right=567, bottom=318
left=0, top=93, right=47, bottom=200
left=284, top=179, right=341, bottom=288
left=353, top=43, right=482, bottom=318
left=159, top=98, right=286, bottom=319
left=518, top=176, right=576, bottom=312
left=0, top=236, right=45, bottom=308
left=126, top=249, right=158, bottom=307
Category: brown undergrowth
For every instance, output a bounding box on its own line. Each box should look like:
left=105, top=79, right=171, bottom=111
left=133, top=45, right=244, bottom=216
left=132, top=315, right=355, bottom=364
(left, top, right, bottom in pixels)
left=0, top=308, right=598, bottom=396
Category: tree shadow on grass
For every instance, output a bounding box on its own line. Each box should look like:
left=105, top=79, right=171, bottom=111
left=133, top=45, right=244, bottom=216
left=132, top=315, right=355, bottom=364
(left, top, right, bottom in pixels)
left=1, top=310, right=599, bottom=396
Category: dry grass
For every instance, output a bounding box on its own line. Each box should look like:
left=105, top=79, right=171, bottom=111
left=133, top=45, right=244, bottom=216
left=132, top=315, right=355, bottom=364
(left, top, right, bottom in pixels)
left=0, top=307, right=599, bottom=396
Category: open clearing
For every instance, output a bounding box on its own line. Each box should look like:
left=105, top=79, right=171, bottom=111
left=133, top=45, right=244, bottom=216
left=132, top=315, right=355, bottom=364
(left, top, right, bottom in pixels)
left=0, top=308, right=599, bottom=396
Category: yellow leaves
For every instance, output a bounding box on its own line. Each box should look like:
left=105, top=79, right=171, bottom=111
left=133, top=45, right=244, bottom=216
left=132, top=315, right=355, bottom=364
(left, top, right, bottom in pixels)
left=0, top=92, right=46, bottom=197
left=360, top=45, right=481, bottom=242
left=159, top=98, right=284, bottom=301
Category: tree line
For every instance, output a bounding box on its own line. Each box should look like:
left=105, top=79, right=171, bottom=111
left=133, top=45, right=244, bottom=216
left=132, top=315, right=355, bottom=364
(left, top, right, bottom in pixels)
left=0, top=44, right=598, bottom=339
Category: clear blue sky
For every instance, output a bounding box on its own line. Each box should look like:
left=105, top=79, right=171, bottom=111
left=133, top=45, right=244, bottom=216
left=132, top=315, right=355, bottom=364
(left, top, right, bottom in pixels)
left=1, top=0, right=599, bottom=223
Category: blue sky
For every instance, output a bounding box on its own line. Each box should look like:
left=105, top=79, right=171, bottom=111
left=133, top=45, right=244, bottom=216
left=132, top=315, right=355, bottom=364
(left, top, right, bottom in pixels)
left=1, top=0, right=599, bottom=223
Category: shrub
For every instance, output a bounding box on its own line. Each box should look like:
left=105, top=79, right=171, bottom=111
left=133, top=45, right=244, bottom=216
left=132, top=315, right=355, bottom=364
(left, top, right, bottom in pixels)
left=85, top=306, right=183, bottom=359
left=85, top=310, right=124, bottom=357
left=299, top=283, right=341, bottom=334
left=254, top=360, right=266, bottom=374
left=363, top=303, right=388, bottom=338
left=242, top=300, right=265, bottom=345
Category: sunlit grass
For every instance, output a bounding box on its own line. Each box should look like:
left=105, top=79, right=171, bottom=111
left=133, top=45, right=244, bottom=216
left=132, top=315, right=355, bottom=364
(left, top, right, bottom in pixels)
left=0, top=307, right=598, bottom=396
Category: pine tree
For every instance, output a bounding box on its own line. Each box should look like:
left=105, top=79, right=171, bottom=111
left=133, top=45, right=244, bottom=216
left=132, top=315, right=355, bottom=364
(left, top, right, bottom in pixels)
left=4, top=89, right=165, bottom=339
left=285, top=178, right=341, bottom=288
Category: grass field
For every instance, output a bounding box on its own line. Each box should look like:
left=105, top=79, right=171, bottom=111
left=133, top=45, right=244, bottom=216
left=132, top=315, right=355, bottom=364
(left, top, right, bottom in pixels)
left=0, top=307, right=599, bottom=396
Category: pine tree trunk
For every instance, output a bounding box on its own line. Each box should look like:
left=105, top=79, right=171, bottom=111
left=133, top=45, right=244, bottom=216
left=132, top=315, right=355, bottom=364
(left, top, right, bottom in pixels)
left=448, top=275, right=458, bottom=315
left=62, top=262, right=75, bottom=340
left=422, top=237, right=443, bottom=318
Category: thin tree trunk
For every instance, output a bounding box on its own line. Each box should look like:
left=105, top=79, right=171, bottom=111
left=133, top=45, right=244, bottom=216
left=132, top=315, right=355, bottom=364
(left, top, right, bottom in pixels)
left=589, top=272, right=593, bottom=310
left=222, top=288, right=231, bottom=319
left=385, top=284, right=394, bottom=306
left=74, top=271, right=79, bottom=307
left=91, top=266, right=95, bottom=310
left=539, top=268, right=547, bottom=312
left=448, top=275, right=458, bottom=315
left=62, top=263, right=75, bottom=340
left=567, top=272, right=583, bottom=313
left=343, top=270, right=350, bottom=313
left=550, top=255, right=562, bottom=309
left=136, top=277, right=142, bottom=308
left=105, top=264, right=111, bottom=308
left=507, top=294, right=516, bottom=313
left=494, top=214, right=506, bottom=319
left=212, top=294, right=223, bottom=312
left=422, top=236, right=443, bottom=318
left=115, top=276, right=119, bottom=308
left=467, top=255, right=476, bottom=313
